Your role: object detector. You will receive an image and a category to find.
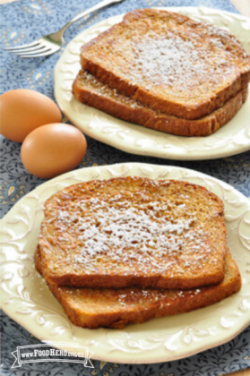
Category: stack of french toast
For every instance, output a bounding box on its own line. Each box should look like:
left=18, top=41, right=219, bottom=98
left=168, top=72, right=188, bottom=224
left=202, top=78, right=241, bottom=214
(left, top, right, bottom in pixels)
left=72, top=8, right=250, bottom=137
left=36, top=177, right=241, bottom=329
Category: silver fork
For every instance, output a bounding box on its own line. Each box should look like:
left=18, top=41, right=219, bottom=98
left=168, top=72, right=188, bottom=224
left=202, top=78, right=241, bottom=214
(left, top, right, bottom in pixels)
left=5, top=0, right=123, bottom=58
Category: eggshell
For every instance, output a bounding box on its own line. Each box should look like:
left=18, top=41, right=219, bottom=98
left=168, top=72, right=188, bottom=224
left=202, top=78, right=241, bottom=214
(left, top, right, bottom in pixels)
left=21, top=123, right=87, bottom=179
left=0, top=89, right=62, bottom=142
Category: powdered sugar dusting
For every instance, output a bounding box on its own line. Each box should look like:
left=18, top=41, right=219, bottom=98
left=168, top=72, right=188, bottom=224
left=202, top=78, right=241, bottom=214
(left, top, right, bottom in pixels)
left=59, top=199, right=195, bottom=263
left=130, top=34, right=237, bottom=95
left=39, top=178, right=220, bottom=276
left=81, top=9, right=250, bottom=104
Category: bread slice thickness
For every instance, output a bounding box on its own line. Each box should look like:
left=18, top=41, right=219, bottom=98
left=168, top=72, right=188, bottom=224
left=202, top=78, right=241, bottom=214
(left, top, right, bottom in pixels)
left=35, top=247, right=241, bottom=329
left=80, top=9, right=250, bottom=120
left=73, top=69, right=248, bottom=137
left=38, top=177, right=228, bottom=289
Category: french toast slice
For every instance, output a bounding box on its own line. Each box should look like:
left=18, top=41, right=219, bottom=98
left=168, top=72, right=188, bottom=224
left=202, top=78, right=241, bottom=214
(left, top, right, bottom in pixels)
left=73, top=69, right=248, bottom=137
left=80, top=9, right=250, bottom=120
left=38, top=177, right=228, bottom=289
left=35, top=247, right=241, bottom=329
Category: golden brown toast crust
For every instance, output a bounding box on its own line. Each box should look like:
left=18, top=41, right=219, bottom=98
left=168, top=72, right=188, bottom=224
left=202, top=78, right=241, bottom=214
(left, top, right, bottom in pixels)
left=35, top=247, right=241, bottom=329
left=80, top=9, right=250, bottom=120
left=38, top=177, right=227, bottom=289
left=73, top=70, right=248, bottom=137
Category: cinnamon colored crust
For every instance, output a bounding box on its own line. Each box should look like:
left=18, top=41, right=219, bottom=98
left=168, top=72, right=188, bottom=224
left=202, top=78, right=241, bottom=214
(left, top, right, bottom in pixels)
left=73, top=70, right=248, bottom=137
left=38, top=177, right=228, bottom=289
left=35, top=247, right=241, bottom=329
left=80, top=9, right=250, bottom=120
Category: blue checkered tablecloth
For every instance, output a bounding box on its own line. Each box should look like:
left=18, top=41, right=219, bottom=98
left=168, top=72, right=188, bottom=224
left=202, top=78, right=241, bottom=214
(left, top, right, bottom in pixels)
left=0, top=0, right=250, bottom=375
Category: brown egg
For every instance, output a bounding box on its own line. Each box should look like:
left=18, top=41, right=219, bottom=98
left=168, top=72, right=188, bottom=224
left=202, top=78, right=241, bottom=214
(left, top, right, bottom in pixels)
left=0, top=89, right=62, bottom=142
left=21, top=123, right=87, bottom=179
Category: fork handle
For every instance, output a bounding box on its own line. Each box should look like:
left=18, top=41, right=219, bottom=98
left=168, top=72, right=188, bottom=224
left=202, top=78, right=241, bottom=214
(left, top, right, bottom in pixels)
left=56, top=0, right=121, bottom=40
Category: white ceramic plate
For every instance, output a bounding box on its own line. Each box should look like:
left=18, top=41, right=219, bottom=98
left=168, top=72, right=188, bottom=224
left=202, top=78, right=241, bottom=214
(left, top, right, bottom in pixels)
left=1, top=163, right=250, bottom=364
left=54, top=6, right=250, bottom=161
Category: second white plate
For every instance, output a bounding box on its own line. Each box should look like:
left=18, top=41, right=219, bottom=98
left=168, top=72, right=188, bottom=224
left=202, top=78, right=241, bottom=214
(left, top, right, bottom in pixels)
left=1, top=163, right=250, bottom=364
left=54, top=6, right=250, bottom=161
